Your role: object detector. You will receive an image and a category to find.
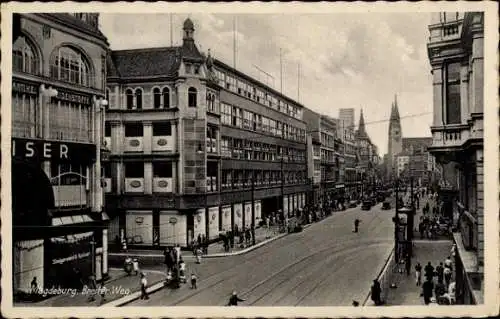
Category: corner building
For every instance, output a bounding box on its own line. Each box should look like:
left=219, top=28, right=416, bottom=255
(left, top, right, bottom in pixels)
left=427, top=12, right=484, bottom=304
left=105, top=19, right=309, bottom=248
left=11, top=13, right=109, bottom=293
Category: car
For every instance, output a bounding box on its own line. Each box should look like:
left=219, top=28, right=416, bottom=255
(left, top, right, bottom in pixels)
left=382, top=201, right=391, bottom=210
left=361, top=200, right=372, bottom=210
left=348, top=200, right=358, bottom=208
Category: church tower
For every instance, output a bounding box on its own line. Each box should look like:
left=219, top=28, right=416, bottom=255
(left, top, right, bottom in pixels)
left=387, top=94, right=403, bottom=179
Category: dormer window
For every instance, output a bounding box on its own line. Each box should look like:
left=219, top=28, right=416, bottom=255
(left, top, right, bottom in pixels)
left=185, top=64, right=192, bottom=74
left=194, top=65, right=200, bottom=74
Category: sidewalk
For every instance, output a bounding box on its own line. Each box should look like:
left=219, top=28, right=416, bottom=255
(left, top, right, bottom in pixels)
left=14, top=268, right=165, bottom=307
left=383, top=240, right=454, bottom=305
left=108, top=225, right=286, bottom=268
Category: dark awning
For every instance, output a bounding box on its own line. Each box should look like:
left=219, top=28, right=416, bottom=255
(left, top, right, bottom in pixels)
left=12, top=159, right=55, bottom=232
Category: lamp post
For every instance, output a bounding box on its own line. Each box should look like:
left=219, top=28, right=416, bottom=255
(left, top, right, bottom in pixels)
left=251, top=171, right=256, bottom=246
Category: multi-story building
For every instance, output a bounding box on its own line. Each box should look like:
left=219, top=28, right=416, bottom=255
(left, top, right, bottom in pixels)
left=337, top=112, right=360, bottom=198
left=396, top=154, right=410, bottom=178
left=104, top=18, right=309, bottom=249
left=303, top=109, right=322, bottom=204
left=11, top=13, right=109, bottom=294
left=427, top=12, right=484, bottom=304
left=401, top=137, right=433, bottom=186
left=339, top=108, right=355, bottom=130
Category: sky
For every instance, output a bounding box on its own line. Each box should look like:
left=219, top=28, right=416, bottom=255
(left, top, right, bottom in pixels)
left=100, top=12, right=434, bottom=156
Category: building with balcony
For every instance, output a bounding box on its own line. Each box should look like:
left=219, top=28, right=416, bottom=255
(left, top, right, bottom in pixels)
left=11, top=13, right=109, bottom=295
left=104, top=18, right=309, bottom=249
left=427, top=11, right=484, bottom=304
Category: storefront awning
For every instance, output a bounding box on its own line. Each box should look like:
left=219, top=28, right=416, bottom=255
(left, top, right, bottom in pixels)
left=51, top=231, right=93, bottom=244
left=52, top=214, right=93, bottom=226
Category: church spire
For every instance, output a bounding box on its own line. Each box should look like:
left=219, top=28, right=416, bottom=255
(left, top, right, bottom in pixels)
left=390, top=94, right=400, bottom=121
left=357, top=108, right=368, bottom=138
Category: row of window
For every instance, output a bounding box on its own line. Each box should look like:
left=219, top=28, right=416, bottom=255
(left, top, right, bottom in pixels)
left=106, top=122, right=174, bottom=137
left=110, top=86, right=200, bottom=110
left=221, top=102, right=306, bottom=143
left=124, top=162, right=173, bottom=178
left=13, top=35, right=104, bottom=89
left=221, top=169, right=307, bottom=190
left=12, top=91, right=93, bottom=143
left=213, top=68, right=303, bottom=120
left=220, top=136, right=306, bottom=163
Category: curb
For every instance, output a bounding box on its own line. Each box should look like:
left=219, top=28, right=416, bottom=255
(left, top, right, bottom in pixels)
left=362, top=246, right=395, bottom=306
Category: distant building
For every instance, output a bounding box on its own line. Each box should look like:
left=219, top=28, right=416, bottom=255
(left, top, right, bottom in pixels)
left=339, top=108, right=355, bottom=131
left=427, top=11, right=484, bottom=304
left=402, top=137, right=433, bottom=186
left=386, top=95, right=403, bottom=180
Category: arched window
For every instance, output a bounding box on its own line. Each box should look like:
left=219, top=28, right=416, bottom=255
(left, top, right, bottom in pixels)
left=135, top=89, right=142, bottom=109
left=188, top=87, right=197, bottom=107
left=153, top=88, right=161, bottom=109
left=13, top=36, right=40, bottom=75
left=162, top=87, right=170, bottom=108
left=50, top=46, right=93, bottom=87
left=126, top=89, right=134, bottom=109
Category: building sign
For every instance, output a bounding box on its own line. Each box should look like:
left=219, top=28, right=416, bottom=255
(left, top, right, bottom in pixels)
left=12, top=138, right=96, bottom=163
left=56, top=89, right=91, bottom=105
left=12, top=81, right=38, bottom=95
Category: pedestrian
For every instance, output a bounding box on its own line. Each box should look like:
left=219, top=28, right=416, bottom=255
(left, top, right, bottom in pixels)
left=424, top=262, right=434, bottom=282
left=370, top=279, right=382, bottom=306
left=422, top=278, right=434, bottom=305
left=132, top=258, right=140, bottom=275
left=227, top=291, right=245, bottom=306
left=415, top=262, right=422, bottom=286
left=164, top=247, right=171, bottom=271
left=87, top=275, right=97, bottom=302
left=98, top=282, right=107, bottom=305
left=140, top=272, right=149, bottom=300
left=353, top=218, right=361, bottom=233
left=30, top=276, right=38, bottom=296
left=190, top=273, right=197, bottom=289
left=444, top=266, right=452, bottom=287
left=436, top=262, right=444, bottom=284
left=444, top=256, right=453, bottom=271
left=434, top=281, right=446, bottom=300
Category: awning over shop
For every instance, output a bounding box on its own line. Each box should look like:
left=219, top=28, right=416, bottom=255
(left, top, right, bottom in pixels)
left=51, top=231, right=94, bottom=244
left=52, top=214, right=93, bottom=226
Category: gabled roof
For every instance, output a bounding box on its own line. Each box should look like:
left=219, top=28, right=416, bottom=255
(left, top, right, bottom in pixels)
left=107, top=47, right=182, bottom=79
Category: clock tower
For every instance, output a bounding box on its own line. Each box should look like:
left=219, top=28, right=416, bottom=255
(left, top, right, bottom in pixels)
left=387, top=94, right=403, bottom=179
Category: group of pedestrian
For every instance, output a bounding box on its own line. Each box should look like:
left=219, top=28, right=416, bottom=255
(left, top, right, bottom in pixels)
left=415, top=253, right=456, bottom=305
left=190, top=234, right=209, bottom=255
left=218, top=225, right=256, bottom=252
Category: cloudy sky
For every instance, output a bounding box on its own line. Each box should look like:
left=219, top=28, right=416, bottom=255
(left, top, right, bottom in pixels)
left=100, top=12, right=433, bottom=156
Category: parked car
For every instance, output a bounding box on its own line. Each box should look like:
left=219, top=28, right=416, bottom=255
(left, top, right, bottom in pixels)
left=382, top=201, right=391, bottom=210
left=361, top=200, right=372, bottom=210
left=348, top=200, right=358, bottom=208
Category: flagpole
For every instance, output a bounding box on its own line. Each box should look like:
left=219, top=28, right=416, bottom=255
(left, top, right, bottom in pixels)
left=280, top=48, right=283, bottom=93
left=297, top=63, right=300, bottom=102
left=233, top=16, right=237, bottom=69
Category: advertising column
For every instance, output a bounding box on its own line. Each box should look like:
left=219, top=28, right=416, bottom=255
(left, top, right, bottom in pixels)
left=233, top=203, right=243, bottom=232
left=244, top=202, right=252, bottom=229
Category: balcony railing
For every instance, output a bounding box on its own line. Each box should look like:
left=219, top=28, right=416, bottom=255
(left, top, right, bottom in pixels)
left=152, top=135, right=174, bottom=152
left=124, top=137, right=143, bottom=152
left=430, top=124, right=470, bottom=150
left=53, top=185, right=88, bottom=207
left=153, top=177, right=173, bottom=193
left=125, top=178, right=144, bottom=193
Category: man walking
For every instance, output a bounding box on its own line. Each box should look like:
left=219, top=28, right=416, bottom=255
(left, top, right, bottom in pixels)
left=444, top=266, right=452, bottom=287
left=424, top=262, right=435, bottom=282
left=436, top=262, right=444, bottom=284
left=353, top=218, right=361, bottom=233
left=140, top=272, right=149, bottom=300
left=422, top=278, right=434, bottom=305
left=190, top=273, right=198, bottom=289
left=370, top=279, right=382, bottom=306
left=415, top=262, right=422, bottom=286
